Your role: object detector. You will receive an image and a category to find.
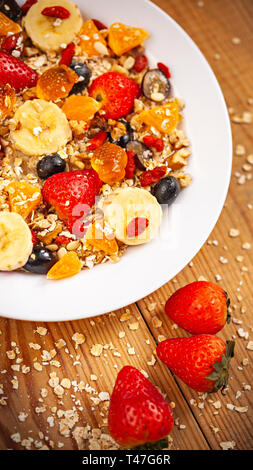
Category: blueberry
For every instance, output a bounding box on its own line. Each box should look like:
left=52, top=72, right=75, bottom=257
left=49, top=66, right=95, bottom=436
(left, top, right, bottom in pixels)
left=142, top=69, right=170, bottom=102
left=126, top=140, right=153, bottom=170
left=37, top=154, right=66, bottom=180
left=24, top=246, right=56, bottom=274
left=69, top=62, right=92, bottom=94
left=108, top=120, right=134, bottom=148
left=153, top=177, right=180, bottom=205
left=0, top=0, right=22, bottom=22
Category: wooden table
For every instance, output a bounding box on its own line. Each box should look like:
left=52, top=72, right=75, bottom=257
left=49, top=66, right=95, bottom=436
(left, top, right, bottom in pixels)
left=0, top=0, right=252, bottom=451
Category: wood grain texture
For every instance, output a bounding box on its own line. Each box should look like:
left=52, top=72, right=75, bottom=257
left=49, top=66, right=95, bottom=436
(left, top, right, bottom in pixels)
left=0, top=0, right=252, bottom=450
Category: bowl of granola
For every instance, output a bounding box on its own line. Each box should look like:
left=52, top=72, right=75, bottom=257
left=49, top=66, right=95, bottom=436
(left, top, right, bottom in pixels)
left=0, top=0, right=232, bottom=320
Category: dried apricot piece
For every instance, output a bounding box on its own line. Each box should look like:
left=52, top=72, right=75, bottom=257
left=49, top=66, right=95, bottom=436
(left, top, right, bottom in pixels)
left=0, top=11, right=21, bottom=36
left=61, top=95, right=101, bottom=121
left=108, top=22, right=149, bottom=56
left=86, top=219, right=118, bottom=255
left=47, top=251, right=81, bottom=280
left=7, top=181, right=42, bottom=219
left=0, top=83, right=15, bottom=119
left=91, top=142, right=127, bottom=184
left=36, top=65, right=78, bottom=101
left=137, top=102, right=179, bottom=134
left=78, top=19, right=108, bottom=57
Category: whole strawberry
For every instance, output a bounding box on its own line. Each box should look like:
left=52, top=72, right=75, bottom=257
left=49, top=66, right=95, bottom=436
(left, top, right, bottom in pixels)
left=108, top=366, right=174, bottom=449
left=157, top=335, right=235, bottom=393
left=165, top=281, right=230, bottom=334
left=89, top=72, right=140, bottom=120
left=0, top=51, right=38, bottom=91
left=42, top=169, right=102, bottom=237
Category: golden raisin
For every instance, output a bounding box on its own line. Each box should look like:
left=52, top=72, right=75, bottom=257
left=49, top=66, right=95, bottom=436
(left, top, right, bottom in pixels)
left=0, top=83, right=15, bottom=119
left=7, top=181, right=42, bottom=219
left=0, top=11, right=21, bottom=36
left=61, top=96, right=101, bottom=121
left=47, top=252, right=81, bottom=280
left=91, top=142, right=127, bottom=184
left=86, top=219, right=118, bottom=255
left=36, top=65, right=78, bottom=101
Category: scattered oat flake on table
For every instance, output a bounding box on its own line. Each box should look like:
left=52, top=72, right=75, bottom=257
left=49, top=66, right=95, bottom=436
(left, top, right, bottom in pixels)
left=72, top=333, right=85, bottom=347
left=90, top=344, right=103, bottom=357
left=129, top=321, right=139, bottom=331
left=220, top=441, right=236, bottom=450
left=246, top=341, right=253, bottom=351
left=35, top=327, right=47, bottom=336
left=152, top=316, right=162, bottom=328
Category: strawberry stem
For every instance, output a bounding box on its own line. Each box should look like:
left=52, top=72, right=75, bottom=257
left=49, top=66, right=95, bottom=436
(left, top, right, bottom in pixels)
left=206, top=340, right=235, bottom=393
left=132, top=437, right=168, bottom=450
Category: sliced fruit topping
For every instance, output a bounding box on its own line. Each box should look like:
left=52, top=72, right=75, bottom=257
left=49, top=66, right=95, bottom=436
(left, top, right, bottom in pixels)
left=157, top=62, right=171, bottom=78
left=24, top=245, right=56, bottom=274
left=0, top=11, right=21, bottom=35
left=41, top=6, right=70, bottom=19
left=87, top=131, right=108, bottom=151
left=153, top=176, right=180, bottom=205
left=126, top=140, right=153, bottom=170
left=91, top=142, right=127, bottom=184
left=89, top=72, right=140, bottom=120
left=0, top=211, right=33, bottom=271
left=0, top=0, right=21, bottom=23
left=61, top=95, right=101, bottom=122
left=69, top=62, right=92, bottom=94
left=59, top=42, right=75, bottom=66
left=141, top=69, right=170, bottom=102
left=36, top=65, right=78, bottom=101
left=108, top=22, right=149, bottom=56
left=24, top=0, right=82, bottom=52
left=137, top=101, right=179, bottom=134
left=126, top=217, right=149, bottom=238
left=41, top=169, right=102, bottom=236
left=86, top=219, right=118, bottom=256
left=140, top=166, right=167, bottom=187
left=134, top=54, right=148, bottom=72
left=11, top=99, right=72, bottom=156
left=99, top=187, right=162, bottom=246
left=0, top=83, right=15, bottom=119
left=37, top=154, right=66, bottom=180
left=77, top=19, right=108, bottom=57
left=143, top=135, right=164, bottom=152
left=0, top=51, right=38, bottom=91
left=1, top=32, right=21, bottom=52
left=7, top=181, right=42, bottom=219
left=47, top=251, right=81, bottom=280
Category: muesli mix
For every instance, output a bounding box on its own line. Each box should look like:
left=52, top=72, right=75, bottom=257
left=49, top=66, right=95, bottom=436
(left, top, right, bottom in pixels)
left=0, top=0, right=192, bottom=280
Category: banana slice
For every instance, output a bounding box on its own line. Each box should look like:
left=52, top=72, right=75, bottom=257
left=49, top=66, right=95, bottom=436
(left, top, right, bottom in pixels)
left=24, top=0, right=83, bottom=52
left=0, top=212, right=33, bottom=271
left=99, top=187, right=162, bottom=246
left=10, top=99, right=72, bottom=156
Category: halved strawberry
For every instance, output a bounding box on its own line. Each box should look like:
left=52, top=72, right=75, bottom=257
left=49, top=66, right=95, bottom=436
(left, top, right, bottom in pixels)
left=0, top=51, right=38, bottom=91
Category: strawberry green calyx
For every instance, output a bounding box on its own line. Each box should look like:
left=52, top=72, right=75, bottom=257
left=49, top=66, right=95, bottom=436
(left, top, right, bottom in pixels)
left=206, top=340, right=235, bottom=393
left=224, top=291, right=231, bottom=324
left=133, top=437, right=169, bottom=451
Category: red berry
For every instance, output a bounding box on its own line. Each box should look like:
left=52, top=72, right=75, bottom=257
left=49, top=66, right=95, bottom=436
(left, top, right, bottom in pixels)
left=42, top=169, right=102, bottom=237
left=89, top=72, right=140, bottom=120
left=30, top=229, right=38, bottom=246
left=165, top=281, right=230, bottom=334
left=140, top=166, right=166, bottom=187
left=59, top=43, right=75, bottom=66
left=108, top=366, right=174, bottom=448
left=143, top=135, right=164, bottom=152
left=157, top=62, right=171, bottom=78
left=134, top=54, right=148, bottom=72
left=0, top=51, right=38, bottom=91
left=21, top=0, right=37, bottom=15
left=125, top=150, right=136, bottom=179
left=87, top=131, right=108, bottom=151
left=127, top=217, right=149, bottom=238
left=92, top=19, right=107, bottom=30
left=157, top=335, right=235, bottom=393
left=41, top=6, right=70, bottom=19
left=55, top=235, right=72, bottom=245
left=1, top=33, right=21, bottom=52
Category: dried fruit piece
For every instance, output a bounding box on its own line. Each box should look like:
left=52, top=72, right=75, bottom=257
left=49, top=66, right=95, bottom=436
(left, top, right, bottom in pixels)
left=91, top=142, right=127, bottom=184
left=7, top=181, right=42, bottom=219
left=137, top=102, right=179, bottom=134
left=140, top=166, right=167, bottom=187
left=134, top=54, right=148, bottom=72
left=0, top=82, right=15, bottom=118
left=143, top=135, right=164, bottom=152
left=157, top=62, right=171, bottom=78
left=78, top=19, right=108, bottom=57
left=92, top=19, right=107, bottom=30
left=86, top=219, right=118, bottom=255
left=0, top=11, right=21, bottom=36
left=108, top=22, right=149, bottom=56
left=59, top=42, right=75, bottom=66
left=41, top=6, right=70, bottom=19
left=21, top=0, right=37, bottom=15
left=1, top=32, right=21, bottom=51
left=87, top=131, right=108, bottom=150
left=47, top=251, right=81, bottom=280
left=125, top=150, right=136, bottom=179
left=61, top=95, right=101, bottom=122
left=36, top=65, right=78, bottom=101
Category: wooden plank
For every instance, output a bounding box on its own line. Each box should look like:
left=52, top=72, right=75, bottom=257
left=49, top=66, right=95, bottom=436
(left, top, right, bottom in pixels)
left=0, top=308, right=208, bottom=450
left=138, top=0, right=253, bottom=450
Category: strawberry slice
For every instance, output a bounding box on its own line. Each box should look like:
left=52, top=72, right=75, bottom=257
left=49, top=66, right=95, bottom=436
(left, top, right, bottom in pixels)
left=0, top=51, right=38, bottom=91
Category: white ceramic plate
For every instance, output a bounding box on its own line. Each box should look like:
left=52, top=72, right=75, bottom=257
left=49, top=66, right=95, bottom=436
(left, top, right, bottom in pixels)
left=2, top=0, right=232, bottom=321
